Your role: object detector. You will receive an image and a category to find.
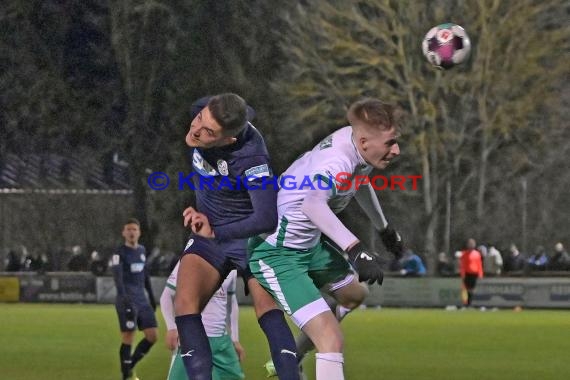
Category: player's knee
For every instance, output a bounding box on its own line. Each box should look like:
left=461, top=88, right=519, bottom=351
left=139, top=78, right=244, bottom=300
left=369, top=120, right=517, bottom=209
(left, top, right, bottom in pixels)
left=336, top=283, right=369, bottom=310
left=145, top=328, right=158, bottom=343
left=121, top=331, right=135, bottom=344
left=317, top=327, right=344, bottom=353
left=174, top=292, right=199, bottom=315
left=343, top=287, right=368, bottom=309
left=252, top=293, right=278, bottom=318
left=305, top=313, right=344, bottom=353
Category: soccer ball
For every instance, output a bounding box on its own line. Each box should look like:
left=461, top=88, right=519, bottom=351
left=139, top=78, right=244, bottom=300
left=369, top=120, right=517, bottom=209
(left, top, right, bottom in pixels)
left=422, top=23, right=471, bottom=69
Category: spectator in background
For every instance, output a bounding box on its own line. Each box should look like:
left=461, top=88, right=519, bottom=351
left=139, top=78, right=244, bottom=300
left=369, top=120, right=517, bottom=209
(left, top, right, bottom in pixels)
left=400, top=249, right=427, bottom=277
left=460, top=238, right=483, bottom=307
left=436, top=252, right=455, bottom=276
left=484, top=245, right=503, bottom=276
left=5, top=250, right=21, bottom=272
left=90, top=250, right=107, bottom=276
left=23, top=250, right=47, bottom=273
left=67, top=245, right=89, bottom=271
left=39, top=252, right=51, bottom=272
left=477, top=244, right=488, bottom=258
left=549, top=242, right=570, bottom=271
left=504, top=244, right=525, bottom=273
left=527, top=246, right=549, bottom=271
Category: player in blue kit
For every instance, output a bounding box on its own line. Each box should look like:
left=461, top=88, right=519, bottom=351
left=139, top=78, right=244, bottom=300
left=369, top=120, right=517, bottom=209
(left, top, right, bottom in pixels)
left=175, top=93, right=300, bottom=380
left=112, top=218, right=158, bottom=380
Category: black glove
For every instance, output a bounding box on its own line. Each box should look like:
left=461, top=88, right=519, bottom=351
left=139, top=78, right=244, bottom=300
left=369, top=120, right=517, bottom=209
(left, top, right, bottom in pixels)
left=149, top=298, right=157, bottom=312
left=346, top=243, right=384, bottom=285
left=379, top=225, right=403, bottom=259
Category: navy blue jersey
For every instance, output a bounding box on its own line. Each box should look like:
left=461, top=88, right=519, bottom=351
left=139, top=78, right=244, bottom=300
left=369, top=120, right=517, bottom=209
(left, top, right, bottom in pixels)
left=185, top=96, right=278, bottom=243
left=192, top=124, right=273, bottom=228
left=111, top=245, right=150, bottom=305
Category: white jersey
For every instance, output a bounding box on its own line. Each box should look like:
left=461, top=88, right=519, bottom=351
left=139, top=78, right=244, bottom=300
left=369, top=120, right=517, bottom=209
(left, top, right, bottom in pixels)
left=166, top=263, right=237, bottom=337
left=265, top=126, right=372, bottom=249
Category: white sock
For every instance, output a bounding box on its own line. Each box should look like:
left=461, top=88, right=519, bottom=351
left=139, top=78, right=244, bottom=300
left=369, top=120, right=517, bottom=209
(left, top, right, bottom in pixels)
left=315, top=352, right=344, bottom=380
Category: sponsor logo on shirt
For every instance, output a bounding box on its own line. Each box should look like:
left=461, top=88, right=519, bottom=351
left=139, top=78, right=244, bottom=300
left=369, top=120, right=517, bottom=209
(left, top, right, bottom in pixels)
left=244, top=164, right=271, bottom=181
left=130, top=263, right=145, bottom=273
left=192, top=149, right=218, bottom=177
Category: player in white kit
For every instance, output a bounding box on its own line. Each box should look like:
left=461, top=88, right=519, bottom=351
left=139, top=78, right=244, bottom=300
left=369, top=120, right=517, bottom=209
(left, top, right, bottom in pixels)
left=160, top=262, right=245, bottom=380
left=250, top=98, right=404, bottom=380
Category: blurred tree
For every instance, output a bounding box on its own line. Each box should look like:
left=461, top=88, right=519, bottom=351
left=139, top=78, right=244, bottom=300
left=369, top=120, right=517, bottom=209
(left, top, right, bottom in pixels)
left=271, top=0, right=569, bottom=264
left=0, top=0, right=115, bottom=158
left=0, top=0, right=291, bottom=253
left=105, top=0, right=290, bottom=248
left=105, top=0, right=183, bottom=247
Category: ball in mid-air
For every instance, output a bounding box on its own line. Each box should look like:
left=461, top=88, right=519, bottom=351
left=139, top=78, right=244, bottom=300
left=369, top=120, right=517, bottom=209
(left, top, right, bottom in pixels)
left=422, top=23, right=471, bottom=69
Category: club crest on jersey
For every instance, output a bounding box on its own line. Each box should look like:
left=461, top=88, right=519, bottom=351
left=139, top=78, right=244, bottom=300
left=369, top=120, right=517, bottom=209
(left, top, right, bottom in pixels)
left=318, top=135, right=333, bottom=150
left=192, top=149, right=218, bottom=177
left=217, top=159, right=229, bottom=176
left=140, top=254, right=146, bottom=262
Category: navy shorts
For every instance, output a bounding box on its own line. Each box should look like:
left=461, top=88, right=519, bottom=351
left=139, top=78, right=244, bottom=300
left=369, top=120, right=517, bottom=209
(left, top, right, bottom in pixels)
left=115, top=301, right=157, bottom=332
left=182, top=235, right=248, bottom=280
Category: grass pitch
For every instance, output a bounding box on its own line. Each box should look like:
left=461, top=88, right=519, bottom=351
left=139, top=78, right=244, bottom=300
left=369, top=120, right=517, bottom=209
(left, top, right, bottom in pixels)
left=0, top=304, right=568, bottom=380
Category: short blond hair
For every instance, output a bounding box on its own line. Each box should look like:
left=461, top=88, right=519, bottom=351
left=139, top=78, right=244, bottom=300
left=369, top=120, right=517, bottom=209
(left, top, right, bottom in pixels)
left=347, top=98, right=401, bottom=132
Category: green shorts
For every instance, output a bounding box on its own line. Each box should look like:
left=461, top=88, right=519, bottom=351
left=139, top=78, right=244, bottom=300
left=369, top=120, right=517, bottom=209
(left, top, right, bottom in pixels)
left=248, top=236, right=353, bottom=328
left=167, top=334, right=244, bottom=380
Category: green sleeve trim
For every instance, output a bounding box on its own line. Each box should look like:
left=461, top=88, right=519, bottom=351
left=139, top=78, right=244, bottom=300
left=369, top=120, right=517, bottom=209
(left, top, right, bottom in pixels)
left=313, top=173, right=337, bottom=196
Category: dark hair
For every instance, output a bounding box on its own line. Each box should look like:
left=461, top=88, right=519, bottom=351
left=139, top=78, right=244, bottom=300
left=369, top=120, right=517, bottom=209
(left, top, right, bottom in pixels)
left=208, top=93, right=248, bottom=136
left=347, top=98, right=402, bottom=132
left=125, top=218, right=140, bottom=227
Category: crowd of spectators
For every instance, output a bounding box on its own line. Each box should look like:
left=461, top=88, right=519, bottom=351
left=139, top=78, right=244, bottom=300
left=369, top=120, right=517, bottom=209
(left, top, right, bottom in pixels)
left=3, top=241, right=568, bottom=278
left=437, top=241, right=569, bottom=277
left=2, top=245, right=178, bottom=276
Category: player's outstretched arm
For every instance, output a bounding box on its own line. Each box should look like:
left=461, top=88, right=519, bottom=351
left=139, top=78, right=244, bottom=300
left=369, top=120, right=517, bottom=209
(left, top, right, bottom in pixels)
left=355, top=183, right=404, bottom=258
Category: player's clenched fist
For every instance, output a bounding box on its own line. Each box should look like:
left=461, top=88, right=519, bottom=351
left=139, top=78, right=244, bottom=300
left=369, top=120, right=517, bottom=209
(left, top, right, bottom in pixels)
left=346, top=242, right=384, bottom=285
left=183, top=206, right=215, bottom=238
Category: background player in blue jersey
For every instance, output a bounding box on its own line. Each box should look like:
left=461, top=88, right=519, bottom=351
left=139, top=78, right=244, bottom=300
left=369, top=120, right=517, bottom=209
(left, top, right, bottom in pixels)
left=174, top=93, right=300, bottom=380
left=112, top=218, right=158, bottom=380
